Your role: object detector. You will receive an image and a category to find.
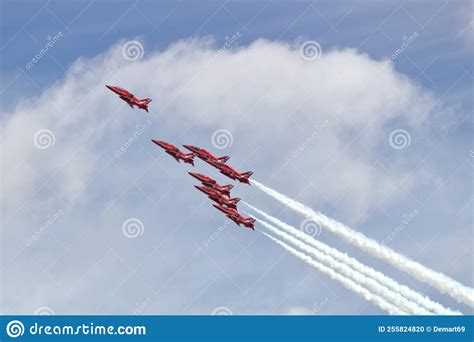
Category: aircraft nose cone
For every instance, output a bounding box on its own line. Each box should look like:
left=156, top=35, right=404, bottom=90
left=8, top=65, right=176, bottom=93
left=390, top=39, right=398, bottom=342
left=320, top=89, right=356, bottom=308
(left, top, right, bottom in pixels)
left=151, top=139, right=163, bottom=147
left=194, top=186, right=207, bottom=194
left=183, top=144, right=197, bottom=151
left=188, top=172, right=199, bottom=179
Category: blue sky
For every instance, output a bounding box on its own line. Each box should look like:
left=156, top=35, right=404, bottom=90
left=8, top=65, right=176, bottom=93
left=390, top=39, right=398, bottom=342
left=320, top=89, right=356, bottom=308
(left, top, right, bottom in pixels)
left=1, top=1, right=473, bottom=315
left=2, top=1, right=472, bottom=107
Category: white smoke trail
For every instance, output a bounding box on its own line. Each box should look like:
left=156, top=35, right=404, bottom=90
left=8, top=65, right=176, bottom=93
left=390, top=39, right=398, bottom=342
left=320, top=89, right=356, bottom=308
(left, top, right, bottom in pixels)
left=261, top=231, right=408, bottom=315
left=255, top=217, right=430, bottom=314
left=245, top=203, right=461, bottom=315
left=251, top=179, right=474, bottom=307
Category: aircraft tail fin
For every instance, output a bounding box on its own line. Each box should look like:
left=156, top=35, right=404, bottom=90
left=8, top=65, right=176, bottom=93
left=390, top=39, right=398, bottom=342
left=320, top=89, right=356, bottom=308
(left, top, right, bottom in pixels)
left=217, top=156, right=230, bottom=163
left=140, top=98, right=152, bottom=104
left=184, top=154, right=195, bottom=166
left=244, top=218, right=256, bottom=229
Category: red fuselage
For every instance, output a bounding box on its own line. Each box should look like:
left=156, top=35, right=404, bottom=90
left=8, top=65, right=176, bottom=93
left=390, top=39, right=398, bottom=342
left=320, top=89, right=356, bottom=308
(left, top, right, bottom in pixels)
left=213, top=204, right=255, bottom=230
left=152, top=139, right=194, bottom=166
left=182, top=145, right=253, bottom=184
left=182, top=145, right=230, bottom=165
left=195, top=186, right=239, bottom=209
left=210, top=161, right=253, bottom=185
left=106, top=85, right=152, bottom=112
left=188, top=172, right=234, bottom=196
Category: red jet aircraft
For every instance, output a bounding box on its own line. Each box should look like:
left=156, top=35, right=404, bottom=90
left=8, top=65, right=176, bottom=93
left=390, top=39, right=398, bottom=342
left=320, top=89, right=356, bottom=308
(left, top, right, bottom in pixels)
left=213, top=204, right=255, bottom=230
left=182, top=145, right=230, bottom=165
left=188, top=172, right=234, bottom=197
left=195, top=185, right=240, bottom=209
left=208, top=161, right=253, bottom=185
left=152, top=139, right=195, bottom=166
left=106, top=85, right=152, bottom=112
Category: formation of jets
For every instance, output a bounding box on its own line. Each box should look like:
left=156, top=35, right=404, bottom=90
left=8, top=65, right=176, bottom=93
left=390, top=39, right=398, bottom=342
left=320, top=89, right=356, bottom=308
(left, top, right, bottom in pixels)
left=106, top=85, right=152, bottom=112
left=154, top=140, right=255, bottom=230
left=107, top=84, right=255, bottom=230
